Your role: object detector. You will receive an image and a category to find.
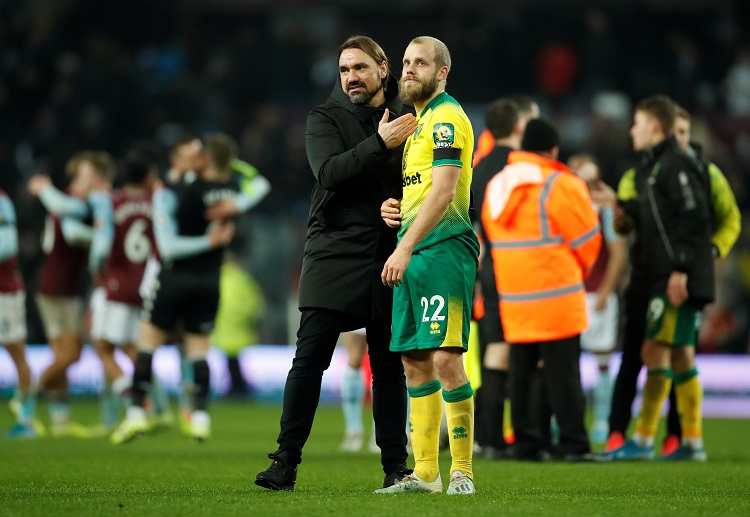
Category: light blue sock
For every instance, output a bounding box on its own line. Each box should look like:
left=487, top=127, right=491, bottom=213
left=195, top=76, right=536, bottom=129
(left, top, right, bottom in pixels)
left=179, top=355, right=193, bottom=414
left=100, top=383, right=120, bottom=427
left=341, top=366, right=365, bottom=434
left=15, top=388, right=35, bottom=425
left=150, top=375, right=170, bottom=415
left=594, top=371, right=612, bottom=426
left=49, top=400, right=69, bottom=426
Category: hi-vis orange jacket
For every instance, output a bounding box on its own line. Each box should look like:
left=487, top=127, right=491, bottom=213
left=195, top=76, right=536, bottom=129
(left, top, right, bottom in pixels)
left=481, top=151, right=602, bottom=343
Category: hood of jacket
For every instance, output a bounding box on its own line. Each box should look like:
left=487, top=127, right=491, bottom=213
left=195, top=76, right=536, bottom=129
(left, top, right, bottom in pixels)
left=328, top=74, right=404, bottom=122
left=486, top=151, right=572, bottom=226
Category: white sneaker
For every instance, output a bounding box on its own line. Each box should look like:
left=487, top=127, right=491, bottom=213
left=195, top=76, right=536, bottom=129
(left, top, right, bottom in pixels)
left=374, top=472, right=442, bottom=494
left=446, top=470, right=475, bottom=495
left=340, top=431, right=363, bottom=452
left=189, top=410, right=211, bottom=441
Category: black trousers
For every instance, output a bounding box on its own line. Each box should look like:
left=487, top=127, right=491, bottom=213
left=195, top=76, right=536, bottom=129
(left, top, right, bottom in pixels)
left=509, top=335, right=590, bottom=457
left=609, top=278, right=681, bottom=437
left=276, top=308, right=408, bottom=473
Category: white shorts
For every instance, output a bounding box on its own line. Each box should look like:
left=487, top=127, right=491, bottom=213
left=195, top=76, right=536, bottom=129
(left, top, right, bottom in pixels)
left=90, top=287, right=140, bottom=346
left=139, top=256, right=161, bottom=300
left=581, top=292, right=618, bottom=353
left=36, top=294, right=83, bottom=341
left=0, top=291, right=27, bottom=343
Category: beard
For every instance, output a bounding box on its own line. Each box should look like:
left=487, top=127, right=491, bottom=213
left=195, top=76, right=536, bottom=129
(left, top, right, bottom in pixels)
left=346, top=78, right=383, bottom=105
left=399, top=73, right=439, bottom=105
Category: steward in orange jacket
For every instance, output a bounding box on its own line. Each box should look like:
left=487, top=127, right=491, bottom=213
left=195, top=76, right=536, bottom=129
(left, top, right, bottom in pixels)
left=480, top=118, right=600, bottom=460
left=482, top=149, right=601, bottom=343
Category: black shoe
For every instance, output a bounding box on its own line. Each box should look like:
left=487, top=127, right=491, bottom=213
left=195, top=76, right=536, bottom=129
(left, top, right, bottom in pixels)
left=513, top=449, right=553, bottom=462
left=383, top=463, right=413, bottom=488
left=482, top=445, right=510, bottom=460
left=255, top=452, right=297, bottom=491
left=562, top=452, right=598, bottom=463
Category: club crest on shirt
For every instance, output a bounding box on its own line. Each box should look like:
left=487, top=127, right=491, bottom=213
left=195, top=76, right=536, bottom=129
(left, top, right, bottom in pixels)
left=413, top=123, right=424, bottom=141
left=433, top=123, right=454, bottom=148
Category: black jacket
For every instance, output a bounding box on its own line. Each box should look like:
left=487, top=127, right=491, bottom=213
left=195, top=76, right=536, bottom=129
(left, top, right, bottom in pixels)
left=620, top=136, right=715, bottom=305
left=299, top=76, right=413, bottom=320
left=472, top=145, right=513, bottom=342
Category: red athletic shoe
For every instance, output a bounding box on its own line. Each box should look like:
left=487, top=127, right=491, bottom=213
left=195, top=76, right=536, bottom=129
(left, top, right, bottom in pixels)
left=605, top=431, right=625, bottom=452
left=661, top=434, right=680, bottom=457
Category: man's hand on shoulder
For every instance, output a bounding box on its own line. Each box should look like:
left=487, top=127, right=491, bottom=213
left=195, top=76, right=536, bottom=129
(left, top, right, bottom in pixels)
left=378, top=109, right=417, bottom=149
left=381, top=198, right=402, bottom=228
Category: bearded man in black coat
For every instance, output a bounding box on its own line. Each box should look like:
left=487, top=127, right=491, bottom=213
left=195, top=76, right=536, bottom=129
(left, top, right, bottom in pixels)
left=256, top=35, right=417, bottom=492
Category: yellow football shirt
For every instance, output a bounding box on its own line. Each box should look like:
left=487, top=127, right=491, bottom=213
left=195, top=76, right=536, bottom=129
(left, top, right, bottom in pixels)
left=400, top=92, right=478, bottom=254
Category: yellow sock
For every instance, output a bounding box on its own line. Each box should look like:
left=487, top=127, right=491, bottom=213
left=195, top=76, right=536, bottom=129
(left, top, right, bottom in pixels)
left=443, top=382, right=474, bottom=480
left=674, top=369, right=702, bottom=442
left=634, top=369, right=672, bottom=441
left=408, top=380, right=442, bottom=482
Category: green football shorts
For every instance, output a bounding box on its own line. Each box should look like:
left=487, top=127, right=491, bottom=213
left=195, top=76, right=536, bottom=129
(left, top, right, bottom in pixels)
left=645, top=294, right=702, bottom=346
left=390, top=238, right=477, bottom=352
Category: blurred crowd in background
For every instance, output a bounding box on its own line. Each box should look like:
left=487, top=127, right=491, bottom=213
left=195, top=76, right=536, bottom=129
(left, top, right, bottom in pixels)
left=1, top=0, right=749, bottom=352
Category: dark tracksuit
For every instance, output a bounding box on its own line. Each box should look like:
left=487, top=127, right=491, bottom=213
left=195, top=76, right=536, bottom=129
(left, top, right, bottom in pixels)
left=610, top=136, right=715, bottom=438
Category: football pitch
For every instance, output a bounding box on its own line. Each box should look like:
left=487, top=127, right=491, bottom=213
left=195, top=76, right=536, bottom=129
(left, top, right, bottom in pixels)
left=1, top=400, right=749, bottom=516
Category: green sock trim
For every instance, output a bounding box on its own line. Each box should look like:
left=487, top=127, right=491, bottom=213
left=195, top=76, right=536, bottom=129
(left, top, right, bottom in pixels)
left=647, top=368, right=673, bottom=378
left=442, top=382, right=474, bottom=403
left=673, top=368, right=698, bottom=385
left=408, top=379, right=442, bottom=398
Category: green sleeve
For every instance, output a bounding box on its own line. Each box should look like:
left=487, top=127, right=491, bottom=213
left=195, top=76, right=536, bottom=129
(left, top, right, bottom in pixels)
left=708, top=163, right=741, bottom=257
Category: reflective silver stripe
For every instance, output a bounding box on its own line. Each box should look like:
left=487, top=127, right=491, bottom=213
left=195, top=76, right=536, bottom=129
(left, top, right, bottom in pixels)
left=491, top=236, right=563, bottom=249
left=539, top=172, right=560, bottom=239
left=499, top=282, right=584, bottom=302
left=570, top=223, right=601, bottom=248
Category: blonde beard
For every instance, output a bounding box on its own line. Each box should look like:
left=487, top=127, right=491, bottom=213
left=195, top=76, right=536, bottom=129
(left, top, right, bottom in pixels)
left=399, top=75, right=439, bottom=105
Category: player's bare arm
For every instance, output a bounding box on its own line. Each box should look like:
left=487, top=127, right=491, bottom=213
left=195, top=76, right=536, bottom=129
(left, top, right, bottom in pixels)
left=27, top=175, right=52, bottom=197
left=381, top=165, right=460, bottom=288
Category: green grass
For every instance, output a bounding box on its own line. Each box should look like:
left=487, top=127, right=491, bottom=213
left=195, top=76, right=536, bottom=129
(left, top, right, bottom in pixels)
left=1, top=400, right=749, bottom=516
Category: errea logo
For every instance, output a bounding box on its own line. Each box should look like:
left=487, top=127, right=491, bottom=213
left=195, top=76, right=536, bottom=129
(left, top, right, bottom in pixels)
left=452, top=426, right=468, bottom=439
left=430, top=322, right=441, bottom=335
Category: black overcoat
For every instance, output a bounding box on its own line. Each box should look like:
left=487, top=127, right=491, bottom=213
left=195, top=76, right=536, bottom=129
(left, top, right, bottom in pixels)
left=299, top=75, right=412, bottom=321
